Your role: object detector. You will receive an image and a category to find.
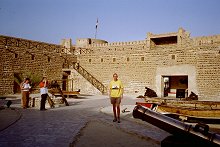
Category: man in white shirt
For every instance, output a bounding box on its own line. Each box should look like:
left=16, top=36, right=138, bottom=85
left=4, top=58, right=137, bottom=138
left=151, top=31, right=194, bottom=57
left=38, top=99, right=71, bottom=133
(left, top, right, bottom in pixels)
left=39, top=77, right=49, bottom=111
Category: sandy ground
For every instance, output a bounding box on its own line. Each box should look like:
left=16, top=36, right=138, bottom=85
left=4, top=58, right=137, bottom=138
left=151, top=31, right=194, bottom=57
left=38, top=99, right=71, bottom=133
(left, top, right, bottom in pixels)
left=72, top=121, right=160, bottom=147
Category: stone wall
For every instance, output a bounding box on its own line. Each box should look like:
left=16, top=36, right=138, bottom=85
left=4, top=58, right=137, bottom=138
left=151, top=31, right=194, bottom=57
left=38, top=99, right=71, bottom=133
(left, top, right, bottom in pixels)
left=66, top=69, right=101, bottom=95
left=0, top=35, right=75, bottom=95
left=196, top=46, right=220, bottom=101
left=1, top=28, right=220, bottom=101
left=76, top=28, right=220, bottom=101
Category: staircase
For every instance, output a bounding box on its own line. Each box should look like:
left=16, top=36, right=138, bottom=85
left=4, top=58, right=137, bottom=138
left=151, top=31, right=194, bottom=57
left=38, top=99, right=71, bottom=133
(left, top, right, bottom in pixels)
left=71, top=63, right=107, bottom=94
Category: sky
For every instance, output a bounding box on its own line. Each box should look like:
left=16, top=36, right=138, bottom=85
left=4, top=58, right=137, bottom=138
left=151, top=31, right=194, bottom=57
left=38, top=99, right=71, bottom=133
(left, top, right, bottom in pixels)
left=1, top=0, right=220, bottom=44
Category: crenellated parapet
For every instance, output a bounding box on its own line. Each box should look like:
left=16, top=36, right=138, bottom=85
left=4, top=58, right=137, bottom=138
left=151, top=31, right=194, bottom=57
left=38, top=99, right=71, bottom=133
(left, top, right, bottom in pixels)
left=192, top=34, right=220, bottom=46
left=146, top=27, right=191, bottom=48
left=0, top=35, right=65, bottom=54
left=87, top=40, right=146, bottom=47
left=74, top=38, right=147, bottom=55
left=76, top=38, right=108, bottom=48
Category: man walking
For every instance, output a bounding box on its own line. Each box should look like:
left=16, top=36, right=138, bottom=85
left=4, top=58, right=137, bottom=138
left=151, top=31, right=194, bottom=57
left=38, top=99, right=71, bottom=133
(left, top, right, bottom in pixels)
left=109, top=73, right=124, bottom=123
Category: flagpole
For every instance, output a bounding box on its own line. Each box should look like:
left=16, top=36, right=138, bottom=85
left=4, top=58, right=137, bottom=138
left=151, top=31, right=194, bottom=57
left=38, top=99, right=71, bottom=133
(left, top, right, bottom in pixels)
left=95, top=28, right=97, bottom=39
left=95, top=18, right=98, bottom=39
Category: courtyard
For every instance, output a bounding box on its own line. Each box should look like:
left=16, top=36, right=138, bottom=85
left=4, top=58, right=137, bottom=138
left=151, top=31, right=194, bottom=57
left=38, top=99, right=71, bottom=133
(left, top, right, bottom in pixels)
left=0, top=94, right=169, bottom=147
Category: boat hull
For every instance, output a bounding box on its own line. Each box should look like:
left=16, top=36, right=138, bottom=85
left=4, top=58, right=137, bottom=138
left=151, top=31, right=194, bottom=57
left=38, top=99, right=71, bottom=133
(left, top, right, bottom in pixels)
left=136, top=97, right=220, bottom=124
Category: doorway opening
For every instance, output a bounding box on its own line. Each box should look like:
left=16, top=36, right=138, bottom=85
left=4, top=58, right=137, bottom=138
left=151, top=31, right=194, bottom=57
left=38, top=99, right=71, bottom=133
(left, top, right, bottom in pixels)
left=62, top=71, right=71, bottom=91
left=13, top=73, right=22, bottom=94
left=163, top=75, right=188, bottom=98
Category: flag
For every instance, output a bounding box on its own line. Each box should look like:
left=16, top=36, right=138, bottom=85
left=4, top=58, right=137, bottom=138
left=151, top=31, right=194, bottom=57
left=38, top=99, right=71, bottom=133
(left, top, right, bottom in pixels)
left=96, top=18, right=98, bottom=29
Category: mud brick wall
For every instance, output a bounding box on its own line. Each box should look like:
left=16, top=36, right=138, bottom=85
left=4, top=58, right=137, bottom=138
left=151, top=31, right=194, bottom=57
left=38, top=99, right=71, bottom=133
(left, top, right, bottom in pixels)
left=78, top=44, right=197, bottom=96
left=67, top=69, right=101, bottom=95
left=1, top=28, right=220, bottom=101
left=77, top=32, right=220, bottom=100
left=0, top=35, right=66, bottom=95
left=196, top=47, right=220, bottom=101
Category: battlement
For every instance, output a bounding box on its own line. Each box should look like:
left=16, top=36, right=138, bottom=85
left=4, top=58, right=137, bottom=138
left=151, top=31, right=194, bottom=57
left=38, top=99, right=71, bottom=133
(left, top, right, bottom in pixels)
left=73, top=28, right=220, bottom=56
left=76, top=38, right=108, bottom=48
left=147, top=31, right=178, bottom=39
left=71, top=28, right=220, bottom=50
left=0, top=35, right=63, bottom=53
left=146, top=28, right=191, bottom=48
left=87, top=40, right=146, bottom=47
left=85, top=28, right=193, bottom=49
left=193, top=34, right=220, bottom=46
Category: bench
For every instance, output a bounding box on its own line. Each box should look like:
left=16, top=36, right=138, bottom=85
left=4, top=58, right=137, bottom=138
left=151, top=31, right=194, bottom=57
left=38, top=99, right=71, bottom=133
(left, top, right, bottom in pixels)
left=53, top=91, right=80, bottom=98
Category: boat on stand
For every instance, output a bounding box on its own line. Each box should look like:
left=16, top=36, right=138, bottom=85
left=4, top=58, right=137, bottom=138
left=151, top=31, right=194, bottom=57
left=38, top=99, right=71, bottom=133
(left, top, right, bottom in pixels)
left=136, top=97, right=220, bottom=124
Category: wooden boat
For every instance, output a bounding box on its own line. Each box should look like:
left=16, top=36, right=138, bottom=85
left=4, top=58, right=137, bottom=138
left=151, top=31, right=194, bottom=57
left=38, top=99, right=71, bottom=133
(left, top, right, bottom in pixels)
left=156, top=105, right=220, bottom=118
left=136, top=97, right=220, bottom=124
left=144, top=97, right=220, bottom=110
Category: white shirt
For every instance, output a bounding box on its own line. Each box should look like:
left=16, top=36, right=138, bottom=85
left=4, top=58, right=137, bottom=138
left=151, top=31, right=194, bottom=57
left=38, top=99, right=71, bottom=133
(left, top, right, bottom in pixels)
left=40, top=87, right=48, bottom=95
left=22, top=83, right=31, bottom=91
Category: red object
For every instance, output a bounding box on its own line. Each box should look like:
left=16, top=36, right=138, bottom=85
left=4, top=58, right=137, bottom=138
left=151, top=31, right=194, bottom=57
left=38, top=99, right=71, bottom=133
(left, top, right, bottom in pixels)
left=39, top=81, right=48, bottom=88
left=136, top=102, right=153, bottom=109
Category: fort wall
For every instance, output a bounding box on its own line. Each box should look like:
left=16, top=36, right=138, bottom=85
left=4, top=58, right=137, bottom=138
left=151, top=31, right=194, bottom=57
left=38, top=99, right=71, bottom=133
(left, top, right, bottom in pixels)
left=1, top=28, right=220, bottom=101
left=76, top=29, right=220, bottom=100
left=0, top=35, right=75, bottom=94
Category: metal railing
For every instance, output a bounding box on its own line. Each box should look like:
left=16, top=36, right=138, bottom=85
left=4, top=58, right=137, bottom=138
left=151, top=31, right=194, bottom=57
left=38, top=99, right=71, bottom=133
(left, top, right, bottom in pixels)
left=72, top=63, right=107, bottom=94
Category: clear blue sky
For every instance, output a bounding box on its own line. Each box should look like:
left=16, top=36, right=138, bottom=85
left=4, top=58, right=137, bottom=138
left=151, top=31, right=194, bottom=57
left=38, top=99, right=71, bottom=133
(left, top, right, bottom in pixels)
left=1, top=0, right=220, bottom=44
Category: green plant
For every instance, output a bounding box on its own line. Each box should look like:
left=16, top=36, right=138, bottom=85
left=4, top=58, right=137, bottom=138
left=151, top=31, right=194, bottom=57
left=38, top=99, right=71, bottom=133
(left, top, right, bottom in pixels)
left=14, top=72, right=42, bottom=89
left=14, top=73, right=23, bottom=86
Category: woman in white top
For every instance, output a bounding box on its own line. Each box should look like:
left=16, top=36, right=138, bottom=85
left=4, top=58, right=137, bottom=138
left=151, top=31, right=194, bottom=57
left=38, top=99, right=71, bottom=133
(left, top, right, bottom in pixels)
left=20, top=78, right=31, bottom=109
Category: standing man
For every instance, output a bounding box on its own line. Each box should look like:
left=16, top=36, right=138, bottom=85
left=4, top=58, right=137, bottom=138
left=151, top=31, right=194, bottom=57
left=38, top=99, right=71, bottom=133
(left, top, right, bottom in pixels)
left=39, top=77, right=48, bottom=111
left=109, top=73, right=124, bottom=123
left=20, top=78, right=31, bottom=109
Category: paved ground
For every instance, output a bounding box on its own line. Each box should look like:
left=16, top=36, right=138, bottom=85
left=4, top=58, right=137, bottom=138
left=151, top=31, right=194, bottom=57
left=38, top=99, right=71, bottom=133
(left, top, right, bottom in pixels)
left=0, top=94, right=171, bottom=147
left=73, top=121, right=159, bottom=147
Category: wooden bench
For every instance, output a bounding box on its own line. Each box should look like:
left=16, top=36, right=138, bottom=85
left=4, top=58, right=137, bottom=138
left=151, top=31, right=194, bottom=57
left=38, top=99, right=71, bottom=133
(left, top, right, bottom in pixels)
left=53, top=91, right=80, bottom=98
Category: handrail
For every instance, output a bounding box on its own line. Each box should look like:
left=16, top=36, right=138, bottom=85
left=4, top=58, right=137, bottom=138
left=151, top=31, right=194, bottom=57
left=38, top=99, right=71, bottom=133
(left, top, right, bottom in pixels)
left=72, top=63, right=107, bottom=94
